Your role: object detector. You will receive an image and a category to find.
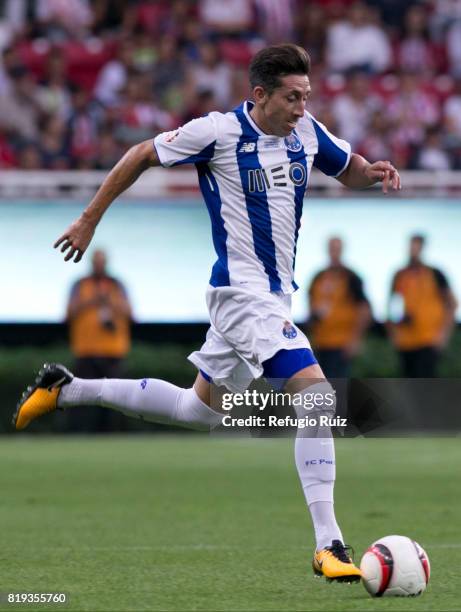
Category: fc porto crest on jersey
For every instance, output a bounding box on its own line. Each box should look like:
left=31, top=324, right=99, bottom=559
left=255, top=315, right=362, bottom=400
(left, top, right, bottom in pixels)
left=284, top=133, right=302, bottom=152
left=282, top=321, right=298, bottom=339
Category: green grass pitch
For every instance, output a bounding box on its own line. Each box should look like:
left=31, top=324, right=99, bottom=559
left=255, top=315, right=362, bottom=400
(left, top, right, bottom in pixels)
left=0, top=436, right=459, bottom=611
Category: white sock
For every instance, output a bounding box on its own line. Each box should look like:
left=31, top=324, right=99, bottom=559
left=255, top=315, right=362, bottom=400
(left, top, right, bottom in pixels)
left=293, top=381, right=344, bottom=551
left=309, top=500, right=343, bottom=551
left=58, top=377, right=223, bottom=431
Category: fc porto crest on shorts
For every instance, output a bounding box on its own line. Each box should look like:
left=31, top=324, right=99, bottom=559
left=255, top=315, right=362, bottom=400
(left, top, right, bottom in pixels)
left=284, top=133, right=302, bottom=152
left=282, top=320, right=297, bottom=339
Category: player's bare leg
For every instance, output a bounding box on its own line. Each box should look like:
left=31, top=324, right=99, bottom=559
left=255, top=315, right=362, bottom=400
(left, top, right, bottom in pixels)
left=286, top=363, right=361, bottom=583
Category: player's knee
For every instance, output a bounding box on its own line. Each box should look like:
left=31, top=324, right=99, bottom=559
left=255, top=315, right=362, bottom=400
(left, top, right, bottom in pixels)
left=292, top=380, right=336, bottom=420
left=176, top=387, right=223, bottom=431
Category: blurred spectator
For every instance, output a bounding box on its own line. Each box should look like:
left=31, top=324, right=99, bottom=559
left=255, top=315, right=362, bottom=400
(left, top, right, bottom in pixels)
left=91, top=0, right=137, bottom=36
left=387, top=71, right=440, bottom=165
left=152, top=36, right=186, bottom=113
left=254, top=0, right=294, bottom=44
left=35, top=48, right=73, bottom=119
left=35, top=0, right=93, bottom=42
left=443, top=79, right=461, bottom=166
left=414, top=126, right=453, bottom=170
left=326, top=1, right=392, bottom=73
left=66, top=249, right=132, bottom=431
left=67, top=86, right=103, bottom=166
left=397, top=5, right=437, bottom=74
left=447, top=19, right=461, bottom=78
left=199, top=0, right=254, bottom=38
left=135, top=1, right=172, bottom=37
left=182, top=89, right=216, bottom=124
left=331, top=70, right=382, bottom=148
left=0, top=0, right=459, bottom=170
left=296, top=3, right=327, bottom=66
left=228, top=67, right=251, bottom=108
left=444, top=79, right=461, bottom=139
left=39, top=115, right=69, bottom=169
left=0, top=0, right=24, bottom=46
left=358, top=110, right=393, bottom=162
left=388, top=235, right=457, bottom=377
left=94, top=39, right=134, bottom=108
left=0, top=45, right=25, bottom=95
left=365, top=0, right=414, bottom=32
left=115, top=73, right=176, bottom=145
left=0, top=129, right=17, bottom=167
left=180, top=18, right=204, bottom=62
left=307, top=237, right=371, bottom=378
left=162, top=0, right=198, bottom=40
left=188, top=41, right=232, bottom=110
left=94, top=130, right=122, bottom=170
left=132, top=29, right=157, bottom=72
left=17, top=143, right=43, bottom=169
left=429, top=0, right=461, bottom=41
left=0, top=68, right=40, bottom=143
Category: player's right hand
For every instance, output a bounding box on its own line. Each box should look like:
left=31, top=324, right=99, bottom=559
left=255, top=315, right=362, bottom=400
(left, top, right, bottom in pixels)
left=54, top=215, right=96, bottom=262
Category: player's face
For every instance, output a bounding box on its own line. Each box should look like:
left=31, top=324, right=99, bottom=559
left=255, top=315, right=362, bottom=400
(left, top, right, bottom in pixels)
left=254, top=74, right=311, bottom=137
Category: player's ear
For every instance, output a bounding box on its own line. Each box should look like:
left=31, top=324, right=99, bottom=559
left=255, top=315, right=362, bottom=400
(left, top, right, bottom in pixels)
left=253, top=85, right=269, bottom=104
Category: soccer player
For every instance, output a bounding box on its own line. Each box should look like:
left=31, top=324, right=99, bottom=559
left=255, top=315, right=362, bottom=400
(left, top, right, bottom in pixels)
left=13, top=44, right=400, bottom=582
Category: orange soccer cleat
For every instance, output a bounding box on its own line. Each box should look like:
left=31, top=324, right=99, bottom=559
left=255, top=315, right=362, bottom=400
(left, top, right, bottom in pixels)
left=312, top=540, right=362, bottom=583
left=13, top=363, right=73, bottom=430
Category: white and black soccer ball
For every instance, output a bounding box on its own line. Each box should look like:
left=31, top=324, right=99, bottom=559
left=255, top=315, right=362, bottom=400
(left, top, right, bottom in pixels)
left=360, top=535, right=430, bottom=597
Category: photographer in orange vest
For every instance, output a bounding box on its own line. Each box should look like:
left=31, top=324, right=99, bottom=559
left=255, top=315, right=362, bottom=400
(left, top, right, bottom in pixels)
left=66, top=249, right=132, bottom=429
left=388, top=235, right=457, bottom=377
left=307, top=237, right=371, bottom=378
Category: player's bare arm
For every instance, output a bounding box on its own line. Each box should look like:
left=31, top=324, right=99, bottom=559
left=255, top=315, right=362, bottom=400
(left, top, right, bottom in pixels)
left=337, top=153, right=401, bottom=194
left=54, top=140, right=160, bottom=262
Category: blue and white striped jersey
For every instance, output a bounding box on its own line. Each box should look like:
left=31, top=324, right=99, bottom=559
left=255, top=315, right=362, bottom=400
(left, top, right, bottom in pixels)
left=154, top=100, right=351, bottom=294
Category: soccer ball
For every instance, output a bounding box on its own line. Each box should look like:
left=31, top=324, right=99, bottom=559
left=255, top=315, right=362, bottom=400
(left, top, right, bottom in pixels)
left=360, top=535, right=430, bottom=597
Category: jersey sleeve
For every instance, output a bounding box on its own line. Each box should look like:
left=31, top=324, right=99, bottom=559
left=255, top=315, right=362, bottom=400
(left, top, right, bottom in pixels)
left=309, top=114, right=351, bottom=177
left=153, top=114, right=217, bottom=167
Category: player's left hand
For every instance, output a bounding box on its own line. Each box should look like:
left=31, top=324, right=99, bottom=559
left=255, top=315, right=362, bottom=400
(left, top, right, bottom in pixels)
left=54, top=215, right=96, bottom=262
left=365, top=161, right=401, bottom=194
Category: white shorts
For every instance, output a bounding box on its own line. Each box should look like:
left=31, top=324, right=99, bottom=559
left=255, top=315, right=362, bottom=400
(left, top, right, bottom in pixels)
left=188, top=285, right=311, bottom=393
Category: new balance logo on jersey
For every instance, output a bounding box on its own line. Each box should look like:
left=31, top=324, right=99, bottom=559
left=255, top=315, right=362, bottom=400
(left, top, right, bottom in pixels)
left=248, top=162, right=307, bottom=192
left=239, top=142, right=256, bottom=153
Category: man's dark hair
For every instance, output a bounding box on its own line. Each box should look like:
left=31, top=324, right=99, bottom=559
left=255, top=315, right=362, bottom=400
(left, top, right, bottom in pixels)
left=249, top=44, right=311, bottom=95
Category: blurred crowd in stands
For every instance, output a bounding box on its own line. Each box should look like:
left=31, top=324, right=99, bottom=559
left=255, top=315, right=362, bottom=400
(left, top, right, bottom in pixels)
left=0, top=0, right=461, bottom=171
